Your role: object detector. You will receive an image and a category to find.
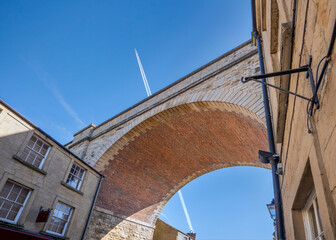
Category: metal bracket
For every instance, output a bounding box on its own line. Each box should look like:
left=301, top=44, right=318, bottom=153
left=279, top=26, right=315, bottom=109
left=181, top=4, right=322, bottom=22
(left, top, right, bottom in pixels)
left=241, top=56, right=319, bottom=116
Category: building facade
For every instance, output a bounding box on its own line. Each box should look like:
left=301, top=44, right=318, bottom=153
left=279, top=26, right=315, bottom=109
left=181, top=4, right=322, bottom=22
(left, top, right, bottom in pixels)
left=253, top=0, right=336, bottom=239
left=0, top=100, right=103, bottom=240
left=1, top=1, right=335, bottom=239
left=152, top=219, right=196, bottom=240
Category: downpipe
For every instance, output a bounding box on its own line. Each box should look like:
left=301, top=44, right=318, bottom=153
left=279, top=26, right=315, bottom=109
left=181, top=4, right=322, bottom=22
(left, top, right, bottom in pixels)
left=255, top=32, right=286, bottom=240
left=81, top=175, right=104, bottom=240
left=250, top=0, right=286, bottom=239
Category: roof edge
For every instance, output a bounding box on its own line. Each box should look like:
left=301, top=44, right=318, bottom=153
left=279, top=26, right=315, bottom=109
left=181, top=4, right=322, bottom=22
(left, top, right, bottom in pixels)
left=0, top=99, right=104, bottom=177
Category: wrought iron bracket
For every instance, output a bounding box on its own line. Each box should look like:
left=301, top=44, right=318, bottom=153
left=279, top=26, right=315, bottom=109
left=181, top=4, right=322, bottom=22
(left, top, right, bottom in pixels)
left=241, top=56, right=319, bottom=116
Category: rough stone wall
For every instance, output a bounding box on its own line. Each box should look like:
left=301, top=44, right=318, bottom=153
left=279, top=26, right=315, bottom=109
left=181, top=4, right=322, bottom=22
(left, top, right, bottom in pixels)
left=256, top=0, right=336, bottom=239
left=86, top=207, right=154, bottom=240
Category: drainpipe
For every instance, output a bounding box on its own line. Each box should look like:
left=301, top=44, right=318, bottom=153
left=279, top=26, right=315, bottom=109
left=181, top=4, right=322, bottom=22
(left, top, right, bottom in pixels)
left=290, top=0, right=297, bottom=69
left=251, top=1, right=286, bottom=239
left=81, top=175, right=104, bottom=240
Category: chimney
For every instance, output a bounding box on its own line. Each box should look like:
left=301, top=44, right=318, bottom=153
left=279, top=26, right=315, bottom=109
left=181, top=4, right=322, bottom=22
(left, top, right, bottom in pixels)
left=187, top=232, right=196, bottom=239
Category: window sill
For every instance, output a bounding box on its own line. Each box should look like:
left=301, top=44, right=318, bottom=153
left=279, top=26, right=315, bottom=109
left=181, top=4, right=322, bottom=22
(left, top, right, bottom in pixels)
left=0, top=220, right=24, bottom=229
left=40, top=231, right=69, bottom=240
left=12, top=155, right=47, bottom=175
left=60, top=181, right=83, bottom=195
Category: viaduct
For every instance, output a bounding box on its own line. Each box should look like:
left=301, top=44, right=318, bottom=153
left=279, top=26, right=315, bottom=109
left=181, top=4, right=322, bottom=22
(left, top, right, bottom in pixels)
left=66, top=40, right=269, bottom=240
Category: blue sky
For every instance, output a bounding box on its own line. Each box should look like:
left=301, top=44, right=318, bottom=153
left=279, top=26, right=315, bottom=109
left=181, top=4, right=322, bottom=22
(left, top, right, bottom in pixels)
left=0, top=1, right=274, bottom=239
left=162, top=167, right=274, bottom=240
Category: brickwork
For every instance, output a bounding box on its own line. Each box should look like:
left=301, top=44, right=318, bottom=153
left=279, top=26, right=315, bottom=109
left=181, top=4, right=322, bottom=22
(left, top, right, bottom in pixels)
left=65, top=41, right=269, bottom=240
left=82, top=102, right=267, bottom=240
left=67, top=41, right=264, bottom=167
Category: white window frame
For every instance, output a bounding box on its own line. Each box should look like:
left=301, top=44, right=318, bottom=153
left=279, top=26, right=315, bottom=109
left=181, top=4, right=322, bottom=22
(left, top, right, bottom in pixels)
left=302, top=189, right=324, bottom=240
left=46, top=202, right=73, bottom=236
left=177, top=232, right=189, bottom=240
left=0, top=181, right=31, bottom=224
left=21, top=135, right=50, bottom=169
left=65, top=163, right=86, bottom=190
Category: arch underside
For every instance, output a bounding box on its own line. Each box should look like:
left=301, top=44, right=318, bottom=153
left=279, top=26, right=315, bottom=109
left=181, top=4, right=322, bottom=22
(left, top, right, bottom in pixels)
left=94, top=101, right=268, bottom=228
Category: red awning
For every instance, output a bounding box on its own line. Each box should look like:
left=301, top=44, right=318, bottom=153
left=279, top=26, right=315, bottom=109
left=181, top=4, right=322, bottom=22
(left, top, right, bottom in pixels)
left=0, top=226, right=54, bottom=240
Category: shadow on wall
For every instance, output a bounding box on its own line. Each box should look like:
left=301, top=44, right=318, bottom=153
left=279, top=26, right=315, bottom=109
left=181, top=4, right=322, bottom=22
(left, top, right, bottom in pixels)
left=0, top=130, right=34, bottom=175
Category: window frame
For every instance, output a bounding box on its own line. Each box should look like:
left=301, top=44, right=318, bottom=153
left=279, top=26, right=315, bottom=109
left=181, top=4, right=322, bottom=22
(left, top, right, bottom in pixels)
left=177, top=232, right=189, bottom=240
left=46, top=202, right=73, bottom=237
left=0, top=180, right=31, bottom=224
left=302, top=189, right=324, bottom=240
left=20, top=135, right=50, bottom=169
left=65, top=162, right=86, bottom=191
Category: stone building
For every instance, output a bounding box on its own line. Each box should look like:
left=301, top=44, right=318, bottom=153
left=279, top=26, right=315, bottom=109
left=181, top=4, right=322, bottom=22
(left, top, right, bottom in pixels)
left=1, top=0, right=335, bottom=239
left=0, top=100, right=103, bottom=240
left=152, top=219, right=195, bottom=240
left=252, top=0, right=336, bottom=239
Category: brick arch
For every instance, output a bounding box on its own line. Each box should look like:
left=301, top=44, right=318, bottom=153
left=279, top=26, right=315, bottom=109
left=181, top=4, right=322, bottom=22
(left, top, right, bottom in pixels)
left=68, top=42, right=263, bottom=168
left=91, top=101, right=268, bottom=239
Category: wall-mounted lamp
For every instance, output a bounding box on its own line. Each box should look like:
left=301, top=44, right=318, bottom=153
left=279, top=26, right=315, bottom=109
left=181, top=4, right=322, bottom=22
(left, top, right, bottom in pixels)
left=266, top=199, right=276, bottom=221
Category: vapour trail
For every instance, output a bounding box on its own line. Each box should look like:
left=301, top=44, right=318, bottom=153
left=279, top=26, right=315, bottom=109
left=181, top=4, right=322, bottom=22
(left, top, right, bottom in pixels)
left=135, top=49, right=152, bottom=96
left=135, top=49, right=194, bottom=233
left=178, top=190, right=194, bottom=233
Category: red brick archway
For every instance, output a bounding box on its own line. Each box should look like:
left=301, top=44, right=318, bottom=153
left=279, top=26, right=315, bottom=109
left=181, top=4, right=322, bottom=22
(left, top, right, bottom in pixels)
left=92, top=101, right=268, bottom=238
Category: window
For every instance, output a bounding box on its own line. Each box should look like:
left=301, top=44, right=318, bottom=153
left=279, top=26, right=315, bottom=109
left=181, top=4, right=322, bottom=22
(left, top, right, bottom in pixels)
left=0, top=181, right=30, bottom=223
left=20, top=135, right=50, bottom=168
left=66, top=163, right=85, bottom=190
left=303, top=189, right=324, bottom=240
left=177, top=232, right=189, bottom=240
left=47, top=202, right=73, bottom=236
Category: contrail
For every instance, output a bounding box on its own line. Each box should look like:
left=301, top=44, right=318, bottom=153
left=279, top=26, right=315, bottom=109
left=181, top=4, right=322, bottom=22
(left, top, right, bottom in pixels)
left=135, top=49, right=152, bottom=96
left=178, top=190, right=194, bottom=233
left=135, top=49, right=194, bottom=233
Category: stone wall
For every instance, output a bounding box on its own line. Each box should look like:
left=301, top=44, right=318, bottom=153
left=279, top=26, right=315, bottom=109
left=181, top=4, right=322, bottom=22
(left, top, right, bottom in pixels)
left=0, top=101, right=101, bottom=240
left=65, top=41, right=270, bottom=240
left=255, top=0, right=336, bottom=239
left=85, top=207, right=154, bottom=240
left=152, top=219, right=193, bottom=240
left=67, top=41, right=264, bottom=167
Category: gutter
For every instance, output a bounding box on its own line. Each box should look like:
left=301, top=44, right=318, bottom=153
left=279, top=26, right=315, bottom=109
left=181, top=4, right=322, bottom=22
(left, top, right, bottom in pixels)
left=250, top=1, right=286, bottom=239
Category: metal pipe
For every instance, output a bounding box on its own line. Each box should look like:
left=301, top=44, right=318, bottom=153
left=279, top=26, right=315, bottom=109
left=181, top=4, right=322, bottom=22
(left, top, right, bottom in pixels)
left=251, top=0, right=257, bottom=33
left=255, top=32, right=286, bottom=240
left=81, top=175, right=104, bottom=240
left=251, top=0, right=286, bottom=239
left=290, top=0, right=297, bottom=69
